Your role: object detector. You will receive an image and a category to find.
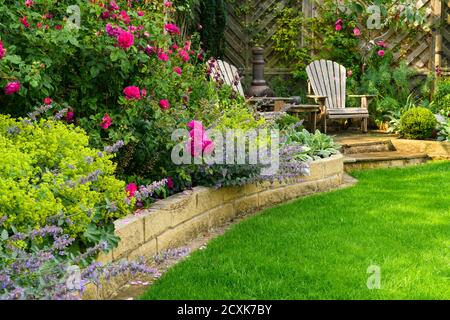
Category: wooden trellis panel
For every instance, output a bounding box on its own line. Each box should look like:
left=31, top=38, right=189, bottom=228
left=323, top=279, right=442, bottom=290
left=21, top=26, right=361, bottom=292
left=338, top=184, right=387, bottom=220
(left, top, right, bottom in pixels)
left=224, top=0, right=440, bottom=80
left=224, top=0, right=308, bottom=79
left=442, top=0, right=450, bottom=68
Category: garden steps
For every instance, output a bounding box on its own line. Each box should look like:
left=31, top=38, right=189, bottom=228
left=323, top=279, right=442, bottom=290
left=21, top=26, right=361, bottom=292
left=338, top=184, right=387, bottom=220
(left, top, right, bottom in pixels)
left=338, top=134, right=431, bottom=171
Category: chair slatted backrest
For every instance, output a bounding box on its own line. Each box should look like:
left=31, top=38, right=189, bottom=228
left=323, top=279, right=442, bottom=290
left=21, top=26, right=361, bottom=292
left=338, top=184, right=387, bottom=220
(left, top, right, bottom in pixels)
left=306, top=60, right=347, bottom=109
left=209, top=59, right=245, bottom=97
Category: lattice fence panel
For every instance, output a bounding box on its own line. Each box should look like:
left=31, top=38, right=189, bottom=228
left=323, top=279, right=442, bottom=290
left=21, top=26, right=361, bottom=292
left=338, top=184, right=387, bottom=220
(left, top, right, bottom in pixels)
left=442, top=0, right=450, bottom=68
left=224, top=0, right=440, bottom=79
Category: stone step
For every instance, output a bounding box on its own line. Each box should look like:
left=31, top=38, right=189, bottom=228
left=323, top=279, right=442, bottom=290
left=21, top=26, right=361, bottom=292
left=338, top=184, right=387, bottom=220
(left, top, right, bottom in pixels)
left=344, top=151, right=430, bottom=171
left=340, top=140, right=396, bottom=155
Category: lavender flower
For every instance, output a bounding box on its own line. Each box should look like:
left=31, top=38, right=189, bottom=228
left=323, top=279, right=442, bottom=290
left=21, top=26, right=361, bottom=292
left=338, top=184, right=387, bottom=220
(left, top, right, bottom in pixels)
left=104, top=140, right=124, bottom=154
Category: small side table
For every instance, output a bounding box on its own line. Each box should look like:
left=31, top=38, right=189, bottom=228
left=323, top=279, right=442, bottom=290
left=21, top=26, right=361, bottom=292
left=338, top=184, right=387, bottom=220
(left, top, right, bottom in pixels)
left=286, top=104, right=321, bottom=132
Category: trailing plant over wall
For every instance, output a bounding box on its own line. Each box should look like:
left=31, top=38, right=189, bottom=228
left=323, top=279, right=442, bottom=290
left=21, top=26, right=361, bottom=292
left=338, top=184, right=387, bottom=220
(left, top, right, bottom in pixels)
left=199, top=0, right=226, bottom=58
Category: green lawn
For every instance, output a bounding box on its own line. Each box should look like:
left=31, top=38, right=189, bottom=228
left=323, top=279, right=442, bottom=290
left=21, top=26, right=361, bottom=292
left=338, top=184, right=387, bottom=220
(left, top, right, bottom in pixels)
left=141, top=162, right=450, bottom=300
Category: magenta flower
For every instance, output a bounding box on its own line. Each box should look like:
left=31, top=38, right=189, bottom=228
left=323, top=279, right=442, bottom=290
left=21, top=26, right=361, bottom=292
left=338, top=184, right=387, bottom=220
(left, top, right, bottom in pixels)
left=66, top=111, right=75, bottom=121
left=179, top=49, right=190, bottom=62
left=19, top=16, right=30, bottom=28
left=0, top=41, right=6, bottom=60
left=159, top=99, right=170, bottom=110
left=123, top=86, right=141, bottom=100
left=117, top=31, right=134, bottom=49
left=25, top=0, right=34, bottom=7
left=119, top=10, right=130, bottom=25
left=335, top=24, right=342, bottom=31
left=164, top=24, right=180, bottom=35
left=105, top=23, right=122, bottom=37
left=138, top=11, right=144, bottom=17
left=167, top=177, right=174, bottom=189
left=173, top=66, right=182, bottom=75
left=141, top=89, right=147, bottom=97
left=377, top=40, right=387, bottom=48
left=353, top=28, right=361, bottom=37
left=126, top=183, right=138, bottom=198
left=4, top=82, right=20, bottom=95
left=157, top=51, right=169, bottom=62
left=101, top=11, right=110, bottom=19
left=100, top=113, right=112, bottom=129
left=164, top=1, right=172, bottom=7
left=377, top=50, right=385, bottom=57
left=109, top=1, right=119, bottom=11
left=335, top=19, right=343, bottom=25
left=43, top=97, right=52, bottom=105
left=187, top=120, right=204, bottom=131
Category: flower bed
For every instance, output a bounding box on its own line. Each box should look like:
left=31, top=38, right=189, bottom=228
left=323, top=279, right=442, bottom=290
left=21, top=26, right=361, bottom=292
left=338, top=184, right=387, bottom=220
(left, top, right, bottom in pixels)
left=103, top=154, right=344, bottom=263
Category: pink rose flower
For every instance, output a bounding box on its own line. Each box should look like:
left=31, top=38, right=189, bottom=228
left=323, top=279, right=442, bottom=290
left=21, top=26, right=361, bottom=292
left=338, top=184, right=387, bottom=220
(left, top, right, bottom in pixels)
left=105, top=23, right=122, bottom=37
left=377, top=50, right=385, bottom=57
left=4, top=82, right=20, bottom=95
left=335, top=19, right=343, bottom=25
left=126, top=183, right=138, bottom=198
left=123, top=86, right=141, bottom=100
left=119, top=10, right=130, bottom=25
left=55, top=25, right=62, bottom=31
left=100, top=113, right=112, bottom=129
left=117, top=31, right=134, bottom=49
left=141, top=89, right=147, bottom=97
left=25, top=0, right=34, bottom=8
left=335, top=24, right=342, bottom=31
left=66, top=111, right=75, bottom=121
left=179, top=49, right=190, bottom=62
left=353, top=28, right=361, bottom=37
left=0, top=41, right=6, bottom=60
left=173, top=66, right=182, bottom=75
left=101, top=11, right=110, bottom=19
left=164, top=24, right=180, bottom=35
left=43, top=97, right=52, bottom=105
left=138, top=11, right=144, bottom=17
left=164, top=1, right=172, bottom=8
left=157, top=51, right=169, bottom=62
left=159, top=99, right=170, bottom=110
left=109, top=1, right=119, bottom=11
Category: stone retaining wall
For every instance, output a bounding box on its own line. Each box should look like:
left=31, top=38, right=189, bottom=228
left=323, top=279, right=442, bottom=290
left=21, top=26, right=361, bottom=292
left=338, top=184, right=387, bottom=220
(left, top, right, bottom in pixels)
left=392, top=139, right=450, bottom=160
left=98, top=154, right=344, bottom=264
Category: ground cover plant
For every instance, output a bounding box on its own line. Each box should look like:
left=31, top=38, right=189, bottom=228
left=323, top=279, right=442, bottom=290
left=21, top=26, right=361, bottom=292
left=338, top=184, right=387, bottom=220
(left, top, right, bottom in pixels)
left=141, top=162, right=450, bottom=300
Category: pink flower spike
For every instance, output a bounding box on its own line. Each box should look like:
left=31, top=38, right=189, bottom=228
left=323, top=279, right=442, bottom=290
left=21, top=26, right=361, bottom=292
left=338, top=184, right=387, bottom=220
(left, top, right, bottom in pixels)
left=4, top=82, right=21, bottom=95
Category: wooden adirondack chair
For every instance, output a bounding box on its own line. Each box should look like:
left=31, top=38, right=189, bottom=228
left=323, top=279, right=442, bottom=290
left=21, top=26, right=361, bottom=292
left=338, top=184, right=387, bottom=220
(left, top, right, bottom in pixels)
left=209, top=59, right=246, bottom=97
left=306, top=60, right=376, bottom=133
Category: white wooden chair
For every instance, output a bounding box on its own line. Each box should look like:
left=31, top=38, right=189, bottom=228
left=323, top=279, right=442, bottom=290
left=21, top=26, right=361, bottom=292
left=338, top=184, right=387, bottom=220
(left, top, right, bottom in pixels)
left=306, top=60, right=376, bottom=133
left=208, top=59, right=245, bottom=97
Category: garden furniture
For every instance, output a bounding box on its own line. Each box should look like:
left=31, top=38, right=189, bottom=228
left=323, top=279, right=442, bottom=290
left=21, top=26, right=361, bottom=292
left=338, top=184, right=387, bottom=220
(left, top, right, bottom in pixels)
left=287, top=104, right=321, bottom=132
left=306, top=60, right=376, bottom=133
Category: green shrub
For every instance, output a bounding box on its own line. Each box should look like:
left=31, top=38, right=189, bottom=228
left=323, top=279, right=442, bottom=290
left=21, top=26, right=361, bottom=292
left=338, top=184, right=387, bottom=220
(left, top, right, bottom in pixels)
left=433, top=78, right=450, bottom=114
left=0, top=115, right=130, bottom=241
left=399, top=107, right=437, bottom=140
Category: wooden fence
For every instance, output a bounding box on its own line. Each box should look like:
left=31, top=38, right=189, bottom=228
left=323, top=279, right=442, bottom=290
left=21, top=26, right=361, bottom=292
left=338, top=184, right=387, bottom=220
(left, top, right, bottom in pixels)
left=222, top=0, right=449, bottom=80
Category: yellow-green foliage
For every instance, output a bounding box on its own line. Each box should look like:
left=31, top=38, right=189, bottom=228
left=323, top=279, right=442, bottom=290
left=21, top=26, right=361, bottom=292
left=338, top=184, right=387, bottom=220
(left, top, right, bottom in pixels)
left=0, top=115, right=130, bottom=236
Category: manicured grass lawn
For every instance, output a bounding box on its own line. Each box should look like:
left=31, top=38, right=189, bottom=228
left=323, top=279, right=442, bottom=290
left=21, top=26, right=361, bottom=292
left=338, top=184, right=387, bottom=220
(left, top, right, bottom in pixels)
left=141, top=162, right=450, bottom=300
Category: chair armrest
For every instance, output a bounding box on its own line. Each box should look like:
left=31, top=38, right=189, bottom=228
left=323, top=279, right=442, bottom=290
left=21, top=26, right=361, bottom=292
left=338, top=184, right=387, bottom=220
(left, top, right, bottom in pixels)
left=347, top=94, right=377, bottom=98
left=347, top=94, right=376, bottom=109
left=307, top=95, right=327, bottom=111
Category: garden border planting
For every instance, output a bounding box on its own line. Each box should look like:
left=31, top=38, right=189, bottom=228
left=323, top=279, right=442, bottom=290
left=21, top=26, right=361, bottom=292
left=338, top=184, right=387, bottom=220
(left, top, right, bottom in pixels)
left=99, top=154, right=344, bottom=264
